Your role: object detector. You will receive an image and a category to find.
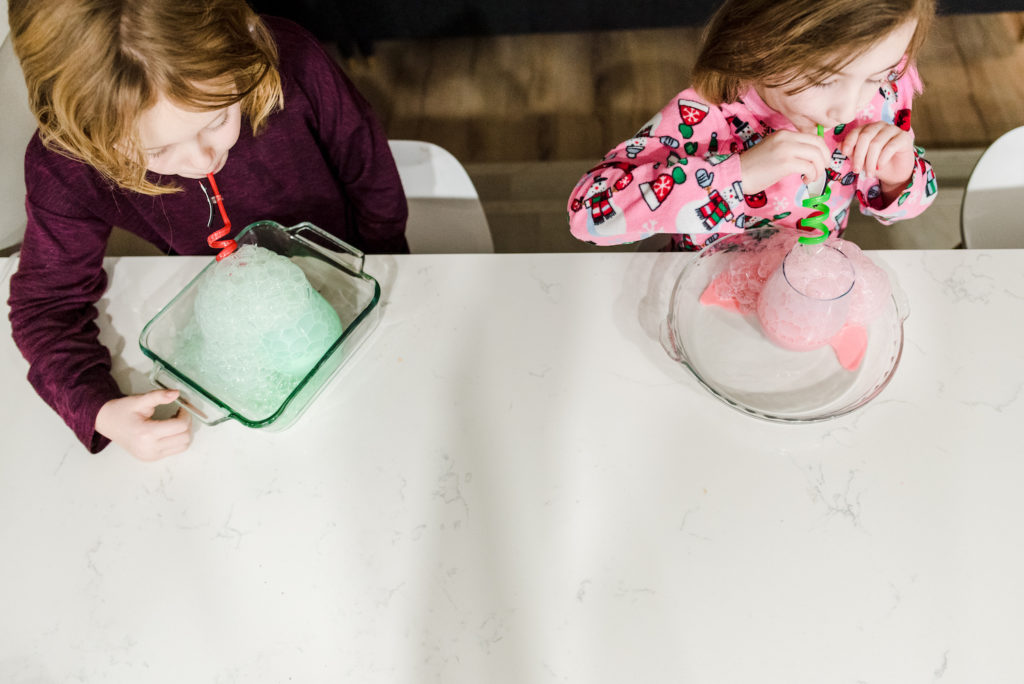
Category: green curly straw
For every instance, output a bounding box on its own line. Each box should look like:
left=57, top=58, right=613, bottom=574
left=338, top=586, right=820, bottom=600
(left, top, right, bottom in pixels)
left=798, top=124, right=830, bottom=245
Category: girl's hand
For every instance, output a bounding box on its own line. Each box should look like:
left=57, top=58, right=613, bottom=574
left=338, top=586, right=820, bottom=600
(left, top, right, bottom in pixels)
left=95, top=390, right=193, bottom=461
left=841, top=122, right=916, bottom=201
left=739, top=129, right=832, bottom=195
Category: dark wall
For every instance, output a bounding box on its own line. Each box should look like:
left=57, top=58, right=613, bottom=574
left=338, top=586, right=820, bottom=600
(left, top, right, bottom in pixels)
left=251, top=0, right=1024, bottom=51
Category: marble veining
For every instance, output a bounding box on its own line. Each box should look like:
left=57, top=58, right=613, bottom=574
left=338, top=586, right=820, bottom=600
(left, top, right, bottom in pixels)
left=1, top=252, right=1023, bottom=683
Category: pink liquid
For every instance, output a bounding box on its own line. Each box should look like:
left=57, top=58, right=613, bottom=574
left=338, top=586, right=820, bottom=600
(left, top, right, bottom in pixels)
left=756, top=245, right=855, bottom=351
left=699, top=233, right=893, bottom=365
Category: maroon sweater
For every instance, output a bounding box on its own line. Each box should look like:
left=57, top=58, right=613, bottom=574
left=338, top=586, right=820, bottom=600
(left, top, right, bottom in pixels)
left=8, top=17, right=408, bottom=453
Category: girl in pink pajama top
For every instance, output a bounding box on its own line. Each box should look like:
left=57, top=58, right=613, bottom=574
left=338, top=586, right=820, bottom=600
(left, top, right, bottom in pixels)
left=568, top=0, right=938, bottom=251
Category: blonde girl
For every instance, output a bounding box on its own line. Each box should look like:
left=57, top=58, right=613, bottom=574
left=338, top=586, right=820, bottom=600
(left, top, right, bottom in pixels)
left=8, top=0, right=407, bottom=460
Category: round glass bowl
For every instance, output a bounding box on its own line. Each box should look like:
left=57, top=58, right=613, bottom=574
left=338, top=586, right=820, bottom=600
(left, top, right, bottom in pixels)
left=664, top=227, right=908, bottom=422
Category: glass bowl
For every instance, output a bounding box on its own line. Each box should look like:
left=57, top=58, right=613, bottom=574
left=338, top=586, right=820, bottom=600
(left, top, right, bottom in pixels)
left=663, top=227, right=908, bottom=422
left=139, top=220, right=381, bottom=430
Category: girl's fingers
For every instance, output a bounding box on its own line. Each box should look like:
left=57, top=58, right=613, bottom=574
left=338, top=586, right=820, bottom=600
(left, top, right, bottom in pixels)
left=158, top=432, right=192, bottom=457
left=780, top=129, right=831, bottom=162
left=156, top=422, right=192, bottom=453
left=845, top=123, right=910, bottom=175
left=133, top=389, right=179, bottom=415
left=876, top=141, right=899, bottom=175
left=150, top=410, right=192, bottom=439
left=863, top=138, right=882, bottom=176
left=174, top=407, right=193, bottom=428
left=793, top=131, right=831, bottom=166
left=867, top=128, right=902, bottom=175
left=798, top=157, right=826, bottom=185
left=840, top=126, right=861, bottom=158
left=807, top=139, right=831, bottom=176
left=812, top=145, right=831, bottom=172
left=815, top=133, right=832, bottom=159
left=799, top=167, right=818, bottom=186
left=851, top=131, right=875, bottom=174
left=744, top=129, right=835, bottom=191
left=844, top=123, right=887, bottom=172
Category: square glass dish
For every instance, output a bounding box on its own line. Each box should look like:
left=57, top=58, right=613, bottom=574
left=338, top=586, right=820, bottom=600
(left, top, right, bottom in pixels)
left=139, top=220, right=381, bottom=430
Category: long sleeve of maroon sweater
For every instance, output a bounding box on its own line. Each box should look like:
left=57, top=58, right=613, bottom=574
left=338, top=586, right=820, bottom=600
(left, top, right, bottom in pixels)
left=7, top=16, right=408, bottom=452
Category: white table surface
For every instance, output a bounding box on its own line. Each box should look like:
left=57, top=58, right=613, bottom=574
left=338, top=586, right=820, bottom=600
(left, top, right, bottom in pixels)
left=1, top=250, right=1023, bottom=683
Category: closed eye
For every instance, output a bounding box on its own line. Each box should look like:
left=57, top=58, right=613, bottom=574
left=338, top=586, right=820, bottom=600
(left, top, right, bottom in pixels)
left=207, top=112, right=230, bottom=130
left=144, top=110, right=229, bottom=160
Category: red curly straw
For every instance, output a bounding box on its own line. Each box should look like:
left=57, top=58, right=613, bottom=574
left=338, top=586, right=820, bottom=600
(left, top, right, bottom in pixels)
left=206, top=172, right=237, bottom=261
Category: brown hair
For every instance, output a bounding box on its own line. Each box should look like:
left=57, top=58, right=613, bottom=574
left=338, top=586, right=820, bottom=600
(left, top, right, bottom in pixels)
left=9, top=0, right=284, bottom=195
left=692, top=0, right=935, bottom=103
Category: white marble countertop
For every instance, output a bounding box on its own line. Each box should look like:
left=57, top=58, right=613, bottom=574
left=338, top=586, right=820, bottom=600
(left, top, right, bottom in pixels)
left=1, top=250, right=1023, bottom=683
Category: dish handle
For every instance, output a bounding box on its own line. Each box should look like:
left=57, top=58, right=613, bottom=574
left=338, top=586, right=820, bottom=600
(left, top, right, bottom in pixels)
left=288, top=223, right=367, bottom=277
left=149, top=362, right=231, bottom=425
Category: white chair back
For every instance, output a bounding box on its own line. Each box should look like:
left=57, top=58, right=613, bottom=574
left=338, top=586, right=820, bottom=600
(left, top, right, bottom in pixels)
left=0, top=25, right=39, bottom=253
left=961, top=125, right=1024, bottom=249
left=388, top=140, right=494, bottom=253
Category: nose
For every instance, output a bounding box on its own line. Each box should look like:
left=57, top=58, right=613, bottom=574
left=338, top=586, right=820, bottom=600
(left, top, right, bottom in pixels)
left=827, top=85, right=862, bottom=126
left=190, top=139, right=217, bottom=172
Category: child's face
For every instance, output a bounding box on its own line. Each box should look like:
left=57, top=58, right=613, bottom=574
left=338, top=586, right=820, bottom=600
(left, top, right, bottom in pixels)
left=137, top=96, right=242, bottom=178
left=757, top=19, right=918, bottom=134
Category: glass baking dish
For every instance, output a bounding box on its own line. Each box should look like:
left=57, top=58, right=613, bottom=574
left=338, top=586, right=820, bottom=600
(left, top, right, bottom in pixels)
left=139, top=220, right=381, bottom=430
left=663, top=227, right=908, bottom=422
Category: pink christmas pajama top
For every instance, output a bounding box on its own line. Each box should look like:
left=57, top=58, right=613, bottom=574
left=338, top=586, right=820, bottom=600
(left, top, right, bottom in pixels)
left=567, top=64, right=937, bottom=250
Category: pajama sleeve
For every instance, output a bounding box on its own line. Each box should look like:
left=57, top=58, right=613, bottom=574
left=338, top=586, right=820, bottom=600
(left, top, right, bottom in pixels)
left=567, top=92, right=757, bottom=248
left=854, top=64, right=938, bottom=224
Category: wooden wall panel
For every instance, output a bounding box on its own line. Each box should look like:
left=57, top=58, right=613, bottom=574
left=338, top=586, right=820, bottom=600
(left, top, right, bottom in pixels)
left=343, top=13, right=1024, bottom=162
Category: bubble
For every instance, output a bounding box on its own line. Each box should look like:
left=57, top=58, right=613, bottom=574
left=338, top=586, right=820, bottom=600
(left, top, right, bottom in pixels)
left=170, top=244, right=343, bottom=419
left=835, top=240, right=892, bottom=326
left=700, top=232, right=892, bottom=353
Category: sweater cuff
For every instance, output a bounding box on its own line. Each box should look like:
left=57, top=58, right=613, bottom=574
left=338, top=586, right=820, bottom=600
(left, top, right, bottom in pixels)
left=70, top=370, right=124, bottom=453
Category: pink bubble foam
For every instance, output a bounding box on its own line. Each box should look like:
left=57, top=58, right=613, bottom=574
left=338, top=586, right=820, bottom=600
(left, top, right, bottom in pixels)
left=699, top=234, right=892, bottom=369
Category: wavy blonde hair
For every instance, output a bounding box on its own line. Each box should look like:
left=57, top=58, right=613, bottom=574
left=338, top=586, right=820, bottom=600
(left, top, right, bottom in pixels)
left=692, top=0, right=935, bottom=103
left=9, top=0, right=284, bottom=195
